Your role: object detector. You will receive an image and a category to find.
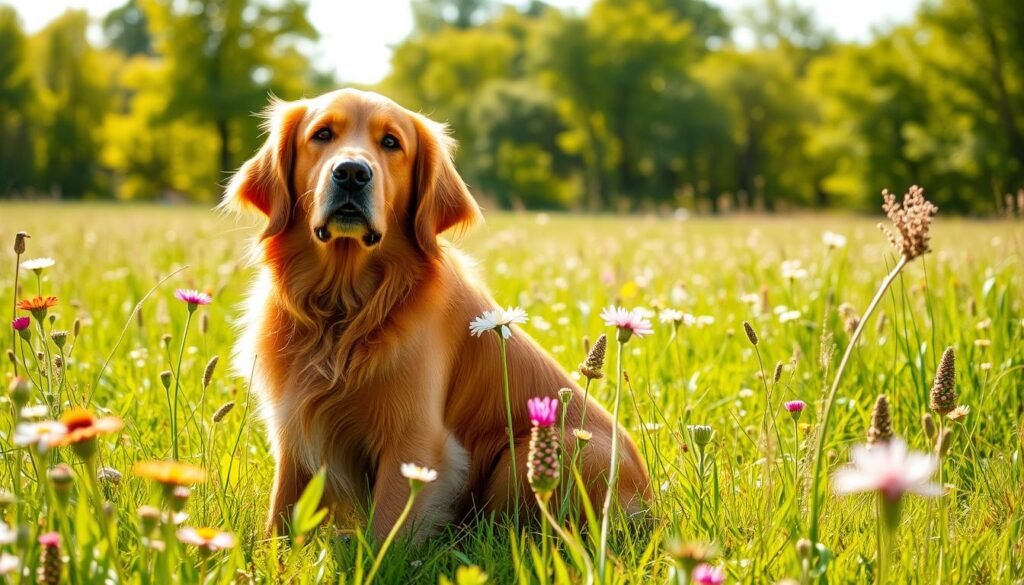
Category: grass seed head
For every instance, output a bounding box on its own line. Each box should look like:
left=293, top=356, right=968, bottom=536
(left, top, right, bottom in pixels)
left=578, top=333, right=607, bottom=380
left=878, top=185, right=938, bottom=261
left=867, top=395, right=893, bottom=445
left=930, top=346, right=957, bottom=415
left=743, top=321, right=758, bottom=345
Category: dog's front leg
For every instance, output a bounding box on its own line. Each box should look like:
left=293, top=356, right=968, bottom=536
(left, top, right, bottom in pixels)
left=266, top=448, right=311, bottom=535
left=371, top=434, right=470, bottom=541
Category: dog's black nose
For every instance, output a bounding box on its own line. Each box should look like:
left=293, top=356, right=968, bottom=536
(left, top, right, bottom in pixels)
left=332, top=159, right=372, bottom=192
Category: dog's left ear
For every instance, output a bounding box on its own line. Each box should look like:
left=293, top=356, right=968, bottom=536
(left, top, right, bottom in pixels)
left=222, top=98, right=308, bottom=240
left=412, top=114, right=481, bottom=256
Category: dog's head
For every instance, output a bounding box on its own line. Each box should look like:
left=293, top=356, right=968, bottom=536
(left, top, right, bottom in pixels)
left=225, top=89, right=480, bottom=257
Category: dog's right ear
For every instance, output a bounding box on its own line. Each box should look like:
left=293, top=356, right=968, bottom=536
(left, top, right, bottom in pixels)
left=223, top=99, right=308, bottom=240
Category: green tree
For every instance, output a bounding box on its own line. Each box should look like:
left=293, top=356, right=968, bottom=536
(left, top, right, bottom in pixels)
left=104, top=0, right=153, bottom=56
left=142, top=0, right=317, bottom=173
left=0, top=6, right=35, bottom=194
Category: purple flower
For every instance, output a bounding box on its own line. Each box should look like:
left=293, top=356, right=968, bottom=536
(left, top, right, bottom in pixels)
left=527, top=397, right=558, bottom=428
left=11, top=316, right=30, bottom=331
left=692, top=563, right=725, bottom=585
left=784, top=400, right=806, bottom=413
left=174, top=289, right=212, bottom=310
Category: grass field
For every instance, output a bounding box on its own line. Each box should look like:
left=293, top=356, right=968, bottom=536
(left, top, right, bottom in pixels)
left=1, top=202, right=1022, bottom=584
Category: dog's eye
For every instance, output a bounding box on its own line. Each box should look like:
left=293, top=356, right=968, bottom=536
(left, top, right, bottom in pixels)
left=381, top=134, right=400, bottom=150
left=313, top=127, right=333, bottom=142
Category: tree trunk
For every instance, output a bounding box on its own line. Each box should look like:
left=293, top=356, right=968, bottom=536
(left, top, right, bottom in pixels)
left=216, top=118, right=231, bottom=173
left=974, top=0, right=1024, bottom=173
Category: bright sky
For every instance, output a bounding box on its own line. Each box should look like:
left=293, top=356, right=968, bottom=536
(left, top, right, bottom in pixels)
left=12, top=0, right=920, bottom=84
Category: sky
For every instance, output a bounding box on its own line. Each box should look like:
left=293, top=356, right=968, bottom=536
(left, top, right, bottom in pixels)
left=13, top=0, right=921, bottom=84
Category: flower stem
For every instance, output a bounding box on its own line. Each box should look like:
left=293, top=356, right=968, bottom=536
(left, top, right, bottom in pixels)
left=536, top=492, right=594, bottom=585
left=936, top=417, right=947, bottom=584
left=808, top=255, right=908, bottom=549
left=365, top=485, right=420, bottom=585
left=171, top=310, right=195, bottom=460
left=598, top=338, right=624, bottom=578
left=876, top=493, right=890, bottom=584
left=11, top=252, right=20, bottom=376
left=497, top=335, right=520, bottom=525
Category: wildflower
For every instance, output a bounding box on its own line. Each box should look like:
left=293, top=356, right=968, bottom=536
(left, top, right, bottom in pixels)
left=600, top=305, right=654, bottom=343
left=16, top=296, right=58, bottom=320
left=832, top=437, right=940, bottom=528
left=781, top=260, right=808, bottom=281
left=784, top=400, right=806, bottom=422
left=742, top=321, right=758, bottom=345
left=50, top=330, right=68, bottom=349
left=169, top=486, right=192, bottom=512
left=49, top=464, right=74, bottom=506
left=573, top=428, right=592, bottom=442
left=159, top=370, right=172, bottom=390
left=52, top=408, right=124, bottom=460
left=8, top=376, right=30, bottom=409
left=138, top=505, right=161, bottom=535
left=692, top=563, right=726, bottom=585
left=37, top=532, right=61, bottom=585
left=174, top=289, right=213, bottom=312
left=878, top=185, right=937, bottom=261
left=97, top=467, right=123, bottom=486
left=688, top=425, right=714, bottom=447
left=11, top=316, right=30, bottom=332
left=659, top=308, right=684, bottom=325
left=133, top=460, right=208, bottom=488
left=0, top=553, right=18, bottom=576
left=946, top=405, right=969, bottom=423
left=578, top=333, right=607, bottom=380
left=400, top=463, right=438, bottom=488
left=822, top=231, right=847, bottom=249
left=929, top=346, right=957, bottom=415
left=21, top=404, right=49, bottom=418
left=21, top=257, right=55, bottom=273
left=469, top=306, right=528, bottom=340
left=13, top=232, right=29, bottom=255
left=527, top=397, right=561, bottom=496
left=867, top=395, right=893, bottom=445
left=177, top=527, right=236, bottom=553
left=666, top=539, right=717, bottom=574
left=14, top=421, right=68, bottom=454
left=0, top=523, right=15, bottom=545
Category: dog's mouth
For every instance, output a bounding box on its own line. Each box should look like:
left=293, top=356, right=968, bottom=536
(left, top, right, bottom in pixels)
left=314, top=203, right=382, bottom=247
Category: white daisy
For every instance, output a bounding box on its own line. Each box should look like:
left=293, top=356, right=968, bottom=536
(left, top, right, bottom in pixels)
left=21, top=257, right=55, bottom=272
left=781, top=259, right=808, bottom=281
left=13, top=421, right=67, bottom=453
left=659, top=308, right=684, bottom=324
left=400, top=463, right=438, bottom=485
left=469, top=306, right=528, bottom=339
left=822, top=231, right=848, bottom=249
left=833, top=438, right=941, bottom=503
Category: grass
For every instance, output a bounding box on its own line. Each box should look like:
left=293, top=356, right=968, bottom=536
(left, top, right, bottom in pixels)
left=0, top=202, right=1022, bottom=584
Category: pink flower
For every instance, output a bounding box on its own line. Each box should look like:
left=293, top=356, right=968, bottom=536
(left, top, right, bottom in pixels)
left=527, top=397, right=558, bottom=428
left=832, top=438, right=941, bottom=503
left=600, top=305, right=654, bottom=342
left=784, top=400, right=805, bottom=413
left=10, top=316, right=30, bottom=331
left=38, top=532, right=60, bottom=548
left=692, top=563, right=725, bottom=584
left=174, top=289, right=212, bottom=307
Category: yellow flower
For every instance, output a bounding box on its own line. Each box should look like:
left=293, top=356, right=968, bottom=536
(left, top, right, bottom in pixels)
left=52, top=408, right=122, bottom=459
left=133, top=460, right=208, bottom=487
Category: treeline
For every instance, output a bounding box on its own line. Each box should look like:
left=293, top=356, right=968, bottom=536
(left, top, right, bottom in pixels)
left=1, top=0, right=1022, bottom=213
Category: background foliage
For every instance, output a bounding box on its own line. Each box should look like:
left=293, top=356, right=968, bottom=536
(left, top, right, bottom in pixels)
left=1, top=0, right=1023, bottom=213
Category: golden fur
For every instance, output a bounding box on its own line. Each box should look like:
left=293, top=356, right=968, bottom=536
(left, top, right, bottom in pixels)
left=224, top=89, right=650, bottom=537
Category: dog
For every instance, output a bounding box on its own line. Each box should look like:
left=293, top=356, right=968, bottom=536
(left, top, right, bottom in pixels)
left=223, top=88, right=650, bottom=538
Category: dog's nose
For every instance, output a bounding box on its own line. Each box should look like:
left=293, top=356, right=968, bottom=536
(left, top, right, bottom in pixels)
left=332, top=159, right=372, bottom=192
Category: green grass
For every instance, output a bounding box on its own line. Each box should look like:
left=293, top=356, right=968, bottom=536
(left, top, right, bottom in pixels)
left=1, top=203, right=1022, bottom=584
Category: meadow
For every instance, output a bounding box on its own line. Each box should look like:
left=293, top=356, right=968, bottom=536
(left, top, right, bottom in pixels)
left=0, top=201, right=1022, bottom=584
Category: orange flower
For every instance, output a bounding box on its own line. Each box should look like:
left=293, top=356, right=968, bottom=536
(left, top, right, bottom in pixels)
left=16, top=296, right=58, bottom=317
left=51, top=408, right=123, bottom=459
left=133, top=460, right=208, bottom=487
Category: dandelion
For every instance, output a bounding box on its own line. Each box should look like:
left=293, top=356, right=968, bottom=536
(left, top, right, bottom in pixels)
left=468, top=306, right=528, bottom=339
left=691, top=563, right=726, bottom=585
left=16, top=296, right=58, bottom=319
left=14, top=421, right=67, bottom=454
left=822, top=231, right=847, bottom=249
left=526, top=397, right=560, bottom=496
left=878, top=185, right=938, bottom=261
left=600, top=305, right=653, bottom=342
left=174, top=288, right=213, bottom=312
left=400, top=463, right=438, bottom=487
left=177, top=527, right=236, bottom=552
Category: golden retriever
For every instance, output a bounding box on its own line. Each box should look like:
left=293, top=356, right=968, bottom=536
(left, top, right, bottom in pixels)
left=223, top=88, right=650, bottom=537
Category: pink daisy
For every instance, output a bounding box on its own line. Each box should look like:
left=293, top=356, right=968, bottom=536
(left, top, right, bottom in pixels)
left=784, top=400, right=806, bottom=412
left=174, top=289, right=212, bottom=309
left=692, top=563, right=725, bottom=584
left=600, top=305, right=654, bottom=342
left=833, top=438, right=941, bottom=503
left=527, top=397, right=558, bottom=428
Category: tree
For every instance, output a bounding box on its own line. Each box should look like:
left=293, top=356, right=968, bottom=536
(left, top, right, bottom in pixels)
left=104, top=0, right=153, bottom=56
left=0, top=6, right=35, bottom=194
left=412, top=0, right=496, bottom=33
left=141, top=0, right=317, bottom=173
